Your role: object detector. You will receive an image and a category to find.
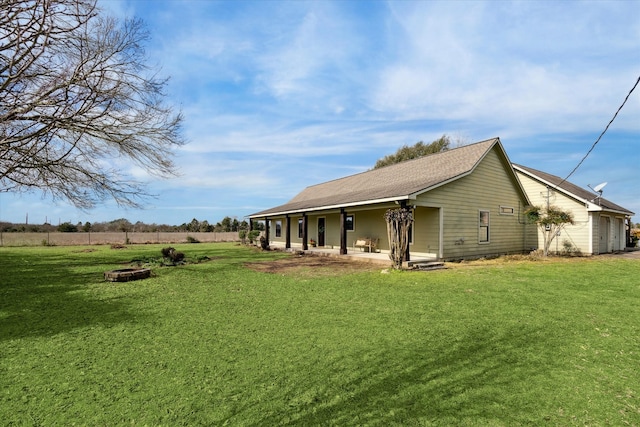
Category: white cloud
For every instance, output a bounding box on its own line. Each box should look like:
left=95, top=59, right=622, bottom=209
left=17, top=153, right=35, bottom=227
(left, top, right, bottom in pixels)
left=7, top=0, right=635, bottom=226
left=370, top=1, right=640, bottom=137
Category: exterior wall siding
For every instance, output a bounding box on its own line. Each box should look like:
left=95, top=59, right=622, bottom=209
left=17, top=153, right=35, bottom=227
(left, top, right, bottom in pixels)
left=517, top=170, right=594, bottom=255
left=418, top=148, right=530, bottom=259
left=412, top=207, right=440, bottom=257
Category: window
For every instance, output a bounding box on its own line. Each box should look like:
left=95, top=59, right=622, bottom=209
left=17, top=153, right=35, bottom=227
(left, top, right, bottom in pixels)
left=500, top=206, right=514, bottom=215
left=479, top=210, right=490, bottom=243
left=275, top=220, right=282, bottom=238
left=298, top=218, right=303, bottom=238
left=345, top=215, right=354, bottom=231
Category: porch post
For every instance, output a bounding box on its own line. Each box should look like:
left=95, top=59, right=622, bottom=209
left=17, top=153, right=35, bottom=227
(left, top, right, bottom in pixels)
left=400, top=201, right=411, bottom=262
left=285, top=215, right=291, bottom=249
left=302, top=213, right=308, bottom=250
left=340, top=208, right=347, bottom=255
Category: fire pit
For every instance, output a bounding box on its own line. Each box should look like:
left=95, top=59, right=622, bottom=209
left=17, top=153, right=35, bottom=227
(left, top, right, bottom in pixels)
left=104, top=268, right=151, bottom=282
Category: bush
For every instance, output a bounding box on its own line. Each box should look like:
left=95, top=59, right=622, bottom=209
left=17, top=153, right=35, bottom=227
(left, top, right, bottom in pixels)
left=161, top=247, right=185, bottom=265
left=161, top=247, right=174, bottom=258
left=58, top=222, right=78, bottom=232
left=248, top=230, right=260, bottom=244
left=186, top=236, right=200, bottom=243
left=259, top=235, right=269, bottom=250
left=172, top=251, right=185, bottom=263
left=560, top=240, right=582, bottom=256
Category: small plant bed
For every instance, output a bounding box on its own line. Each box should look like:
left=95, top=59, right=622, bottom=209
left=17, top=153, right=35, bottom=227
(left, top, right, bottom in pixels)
left=245, top=252, right=380, bottom=277
left=129, top=247, right=214, bottom=268
left=104, top=268, right=151, bottom=282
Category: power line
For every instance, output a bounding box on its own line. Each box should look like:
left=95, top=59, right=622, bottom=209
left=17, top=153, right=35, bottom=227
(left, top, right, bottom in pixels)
left=557, top=74, right=640, bottom=188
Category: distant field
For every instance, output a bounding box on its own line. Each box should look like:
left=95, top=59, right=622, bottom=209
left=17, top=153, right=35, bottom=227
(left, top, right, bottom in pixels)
left=1, top=243, right=639, bottom=425
left=0, top=231, right=239, bottom=246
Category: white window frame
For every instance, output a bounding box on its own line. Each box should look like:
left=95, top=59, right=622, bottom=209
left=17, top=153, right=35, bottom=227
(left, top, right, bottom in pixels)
left=499, top=206, right=515, bottom=215
left=479, top=210, right=490, bottom=244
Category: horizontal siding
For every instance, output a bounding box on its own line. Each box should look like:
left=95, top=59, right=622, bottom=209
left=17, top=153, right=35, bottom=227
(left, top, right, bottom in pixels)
left=516, top=170, right=593, bottom=254
left=419, top=148, right=530, bottom=259
left=413, top=207, right=440, bottom=257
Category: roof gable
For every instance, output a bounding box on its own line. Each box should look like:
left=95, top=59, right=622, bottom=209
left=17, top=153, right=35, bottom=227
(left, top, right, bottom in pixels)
left=252, top=138, right=513, bottom=217
left=513, top=164, right=633, bottom=215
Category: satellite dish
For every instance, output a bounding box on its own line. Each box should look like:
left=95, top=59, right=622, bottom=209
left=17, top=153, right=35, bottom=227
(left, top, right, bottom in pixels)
left=593, top=182, right=607, bottom=193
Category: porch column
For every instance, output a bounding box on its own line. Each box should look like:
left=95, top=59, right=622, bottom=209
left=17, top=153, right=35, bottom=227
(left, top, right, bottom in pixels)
left=340, top=208, right=348, bottom=254
left=400, top=201, right=411, bottom=262
left=302, top=213, right=308, bottom=250
left=285, top=215, right=291, bottom=249
left=264, top=217, right=270, bottom=247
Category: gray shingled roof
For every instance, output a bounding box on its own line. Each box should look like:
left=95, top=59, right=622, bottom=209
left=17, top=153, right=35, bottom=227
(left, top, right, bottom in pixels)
left=514, top=164, right=634, bottom=215
left=251, top=137, right=501, bottom=217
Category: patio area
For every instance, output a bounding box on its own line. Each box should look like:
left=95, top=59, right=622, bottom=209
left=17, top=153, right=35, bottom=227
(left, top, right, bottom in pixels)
left=269, top=242, right=437, bottom=267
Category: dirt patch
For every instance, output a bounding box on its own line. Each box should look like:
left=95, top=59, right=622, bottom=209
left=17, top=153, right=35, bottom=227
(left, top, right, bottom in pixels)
left=245, top=253, right=382, bottom=277
left=245, top=250, right=640, bottom=277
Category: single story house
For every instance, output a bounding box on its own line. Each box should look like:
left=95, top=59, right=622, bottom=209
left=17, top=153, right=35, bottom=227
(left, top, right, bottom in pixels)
left=249, top=137, right=537, bottom=261
left=513, top=164, right=634, bottom=255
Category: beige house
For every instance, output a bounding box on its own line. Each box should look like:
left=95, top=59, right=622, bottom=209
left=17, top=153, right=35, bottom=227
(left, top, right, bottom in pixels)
left=249, top=137, right=535, bottom=261
left=513, top=164, right=634, bottom=255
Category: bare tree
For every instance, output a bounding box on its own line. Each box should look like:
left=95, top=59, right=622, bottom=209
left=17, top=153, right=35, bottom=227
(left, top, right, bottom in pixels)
left=384, top=207, right=413, bottom=269
left=0, top=0, right=184, bottom=209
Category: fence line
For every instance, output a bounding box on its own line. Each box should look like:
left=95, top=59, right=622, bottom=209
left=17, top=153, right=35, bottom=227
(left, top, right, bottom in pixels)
left=0, top=231, right=240, bottom=247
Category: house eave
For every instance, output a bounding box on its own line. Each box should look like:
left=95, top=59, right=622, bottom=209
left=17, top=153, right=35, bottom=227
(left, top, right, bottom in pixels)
left=586, top=204, right=634, bottom=216
left=248, top=195, right=412, bottom=219
left=513, top=165, right=633, bottom=216
left=513, top=164, right=589, bottom=206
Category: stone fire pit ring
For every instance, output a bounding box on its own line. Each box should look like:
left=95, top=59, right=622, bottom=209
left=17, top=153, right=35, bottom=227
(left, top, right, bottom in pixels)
left=104, top=268, right=152, bottom=282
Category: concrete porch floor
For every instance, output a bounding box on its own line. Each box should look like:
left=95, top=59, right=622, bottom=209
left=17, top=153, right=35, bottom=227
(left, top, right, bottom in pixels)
left=269, top=242, right=436, bottom=267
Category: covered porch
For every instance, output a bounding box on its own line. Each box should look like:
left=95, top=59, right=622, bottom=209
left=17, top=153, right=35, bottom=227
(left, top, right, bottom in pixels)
left=268, top=241, right=437, bottom=267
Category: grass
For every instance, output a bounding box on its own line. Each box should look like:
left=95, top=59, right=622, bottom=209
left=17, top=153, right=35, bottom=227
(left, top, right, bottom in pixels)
left=1, top=243, right=639, bottom=426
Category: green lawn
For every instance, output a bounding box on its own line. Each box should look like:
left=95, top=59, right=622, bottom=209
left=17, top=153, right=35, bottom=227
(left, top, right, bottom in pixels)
left=1, top=243, right=639, bottom=426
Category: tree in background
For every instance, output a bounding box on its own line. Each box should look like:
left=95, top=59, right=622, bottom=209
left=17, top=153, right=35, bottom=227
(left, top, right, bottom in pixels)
left=525, top=205, right=575, bottom=256
left=0, top=0, right=184, bottom=209
left=57, top=222, right=78, bottom=232
left=374, top=135, right=451, bottom=169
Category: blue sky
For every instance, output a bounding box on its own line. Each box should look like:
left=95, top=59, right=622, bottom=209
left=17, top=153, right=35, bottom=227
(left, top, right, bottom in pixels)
left=2, top=0, right=639, bottom=226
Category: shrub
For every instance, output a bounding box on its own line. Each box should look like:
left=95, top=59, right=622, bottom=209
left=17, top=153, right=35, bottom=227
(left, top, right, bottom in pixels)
left=259, top=235, right=269, bottom=250
left=161, top=247, right=175, bottom=258
left=173, top=251, right=185, bottom=263
left=560, top=240, right=582, bottom=256
left=248, top=230, right=260, bottom=244
left=161, top=247, right=185, bottom=265
left=58, top=222, right=78, bottom=232
left=186, top=236, right=200, bottom=243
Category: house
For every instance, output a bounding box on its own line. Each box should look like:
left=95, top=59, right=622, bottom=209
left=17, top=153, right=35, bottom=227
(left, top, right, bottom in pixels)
left=249, top=137, right=535, bottom=261
left=513, top=164, right=634, bottom=255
